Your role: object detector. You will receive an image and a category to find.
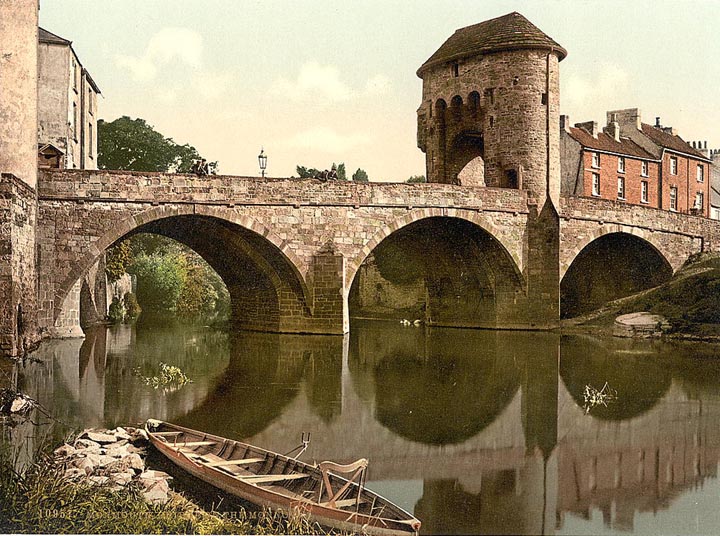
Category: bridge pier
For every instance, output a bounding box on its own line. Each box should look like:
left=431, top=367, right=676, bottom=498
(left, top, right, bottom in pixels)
left=307, top=246, right=348, bottom=334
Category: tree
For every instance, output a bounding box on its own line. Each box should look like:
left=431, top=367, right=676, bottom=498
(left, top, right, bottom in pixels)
left=128, top=253, right=186, bottom=313
left=98, top=116, right=217, bottom=173
left=407, top=175, right=427, bottom=183
left=105, top=241, right=131, bottom=283
left=296, top=162, right=347, bottom=180
left=296, top=165, right=319, bottom=179
left=332, top=162, right=347, bottom=181
left=352, top=168, right=369, bottom=182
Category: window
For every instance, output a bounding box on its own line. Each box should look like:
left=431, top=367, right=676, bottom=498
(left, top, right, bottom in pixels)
left=641, top=161, right=648, bottom=177
left=695, top=192, right=704, bottom=211
left=641, top=181, right=648, bottom=203
left=72, top=61, right=77, bottom=91
left=592, top=173, right=600, bottom=196
left=697, top=164, right=704, bottom=182
left=88, top=122, right=93, bottom=159
left=670, top=156, right=678, bottom=175
left=88, top=89, right=93, bottom=116
left=670, top=187, right=678, bottom=211
left=452, top=62, right=459, bottom=78
left=591, top=152, right=600, bottom=168
left=618, top=157, right=625, bottom=173
left=617, top=177, right=625, bottom=199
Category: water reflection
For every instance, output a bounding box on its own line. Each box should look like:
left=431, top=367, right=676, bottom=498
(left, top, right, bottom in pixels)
left=3, top=320, right=720, bottom=535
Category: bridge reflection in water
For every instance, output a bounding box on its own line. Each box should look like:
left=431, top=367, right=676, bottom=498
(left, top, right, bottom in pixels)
left=5, top=322, right=720, bottom=535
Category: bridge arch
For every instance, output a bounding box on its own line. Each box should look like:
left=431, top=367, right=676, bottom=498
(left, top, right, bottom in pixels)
left=347, top=209, right=523, bottom=286
left=348, top=210, right=526, bottom=328
left=560, top=223, right=676, bottom=280
left=54, top=205, right=313, bottom=332
left=560, top=228, right=674, bottom=318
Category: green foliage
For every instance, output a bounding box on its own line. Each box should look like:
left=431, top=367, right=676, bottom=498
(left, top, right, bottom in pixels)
left=352, top=168, right=369, bottom=182
left=105, top=241, right=132, bottom=283
left=128, top=233, right=176, bottom=258
left=129, top=253, right=186, bottom=313
left=332, top=162, right=347, bottom=181
left=98, top=116, right=217, bottom=173
left=0, top=448, right=325, bottom=534
left=134, top=362, right=192, bottom=389
left=124, top=292, right=142, bottom=321
left=121, top=234, right=230, bottom=319
left=407, top=175, right=427, bottom=183
left=177, top=260, right=219, bottom=317
left=107, top=297, right=126, bottom=324
left=296, top=162, right=347, bottom=179
left=295, top=165, right=318, bottom=179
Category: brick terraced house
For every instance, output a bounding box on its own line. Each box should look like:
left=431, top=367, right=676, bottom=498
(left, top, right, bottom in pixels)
left=561, top=108, right=711, bottom=217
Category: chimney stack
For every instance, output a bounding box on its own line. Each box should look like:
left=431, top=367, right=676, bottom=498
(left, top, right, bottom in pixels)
left=560, top=115, right=571, bottom=132
left=604, top=113, right=621, bottom=142
left=607, top=108, right=641, bottom=132
left=575, top=121, right=599, bottom=138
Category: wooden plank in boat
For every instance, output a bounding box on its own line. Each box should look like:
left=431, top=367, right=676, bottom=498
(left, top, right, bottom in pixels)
left=152, top=431, right=183, bottom=436
left=206, top=457, right=265, bottom=467
left=319, top=498, right=368, bottom=508
left=239, top=473, right=309, bottom=484
left=173, top=441, right=216, bottom=447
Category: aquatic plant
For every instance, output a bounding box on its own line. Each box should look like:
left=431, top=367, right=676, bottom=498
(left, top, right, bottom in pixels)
left=134, top=362, right=192, bottom=391
left=582, top=382, right=617, bottom=414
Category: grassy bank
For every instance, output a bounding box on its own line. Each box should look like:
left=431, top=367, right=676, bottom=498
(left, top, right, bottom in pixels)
left=565, top=253, right=720, bottom=337
left=0, top=447, right=324, bottom=534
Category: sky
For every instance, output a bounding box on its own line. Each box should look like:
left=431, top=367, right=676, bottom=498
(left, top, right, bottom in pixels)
left=39, top=0, right=720, bottom=181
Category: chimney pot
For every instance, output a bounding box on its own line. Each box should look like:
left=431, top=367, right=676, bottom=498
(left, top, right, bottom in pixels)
left=655, top=117, right=661, bottom=127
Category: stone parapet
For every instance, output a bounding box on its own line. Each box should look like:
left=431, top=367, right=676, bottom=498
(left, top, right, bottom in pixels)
left=38, top=170, right=530, bottom=213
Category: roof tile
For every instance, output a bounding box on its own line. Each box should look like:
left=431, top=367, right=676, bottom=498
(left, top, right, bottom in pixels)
left=418, top=12, right=566, bottom=76
left=640, top=124, right=709, bottom=160
left=566, top=128, right=656, bottom=160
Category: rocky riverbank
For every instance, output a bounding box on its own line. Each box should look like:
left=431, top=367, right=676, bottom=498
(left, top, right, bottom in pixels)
left=0, top=425, right=325, bottom=534
left=53, top=426, right=173, bottom=504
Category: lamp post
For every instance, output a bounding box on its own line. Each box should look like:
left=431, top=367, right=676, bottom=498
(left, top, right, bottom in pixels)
left=258, top=148, right=267, bottom=178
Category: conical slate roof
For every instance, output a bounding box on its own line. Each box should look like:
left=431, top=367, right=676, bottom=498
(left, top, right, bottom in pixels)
left=417, top=12, right=567, bottom=77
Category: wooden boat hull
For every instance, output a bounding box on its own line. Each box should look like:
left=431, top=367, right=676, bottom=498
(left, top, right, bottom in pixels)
left=146, top=420, right=420, bottom=536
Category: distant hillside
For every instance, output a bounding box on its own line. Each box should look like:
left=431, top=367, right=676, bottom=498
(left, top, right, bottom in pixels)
left=564, top=253, right=720, bottom=338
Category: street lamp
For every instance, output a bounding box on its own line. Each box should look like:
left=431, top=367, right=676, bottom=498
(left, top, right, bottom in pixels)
left=258, top=148, right=267, bottom=178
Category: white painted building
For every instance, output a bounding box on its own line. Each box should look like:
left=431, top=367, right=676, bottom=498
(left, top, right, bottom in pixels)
left=38, top=28, right=100, bottom=170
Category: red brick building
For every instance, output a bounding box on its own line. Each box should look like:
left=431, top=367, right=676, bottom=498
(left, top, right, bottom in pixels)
left=561, top=108, right=711, bottom=217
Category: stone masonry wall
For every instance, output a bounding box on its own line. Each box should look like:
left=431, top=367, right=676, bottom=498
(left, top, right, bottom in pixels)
left=559, top=196, right=720, bottom=277
left=37, top=169, right=530, bottom=335
left=0, top=174, right=39, bottom=355
left=418, top=49, right=561, bottom=206
left=31, top=169, right=720, bottom=341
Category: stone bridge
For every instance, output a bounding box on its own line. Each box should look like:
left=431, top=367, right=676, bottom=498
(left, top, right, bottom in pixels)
left=30, top=168, right=720, bottom=342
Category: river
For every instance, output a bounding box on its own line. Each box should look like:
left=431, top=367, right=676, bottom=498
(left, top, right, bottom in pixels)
left=4, top=319, right=720, bottom=535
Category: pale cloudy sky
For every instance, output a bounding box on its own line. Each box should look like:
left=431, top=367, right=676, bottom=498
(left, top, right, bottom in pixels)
left=39, top=0, right=720, bottom=181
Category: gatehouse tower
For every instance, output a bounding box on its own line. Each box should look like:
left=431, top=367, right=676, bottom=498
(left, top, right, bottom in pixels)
left=416, top=12, right=566, bottom=208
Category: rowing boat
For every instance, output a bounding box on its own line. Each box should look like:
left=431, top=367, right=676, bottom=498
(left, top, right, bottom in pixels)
left=145, top=420, right=421, bottom=535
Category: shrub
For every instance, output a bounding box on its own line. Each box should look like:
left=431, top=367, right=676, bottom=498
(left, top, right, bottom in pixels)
left=123, top=292, right=142, bottom=321
left=107, top=297, right=126, bottom=324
